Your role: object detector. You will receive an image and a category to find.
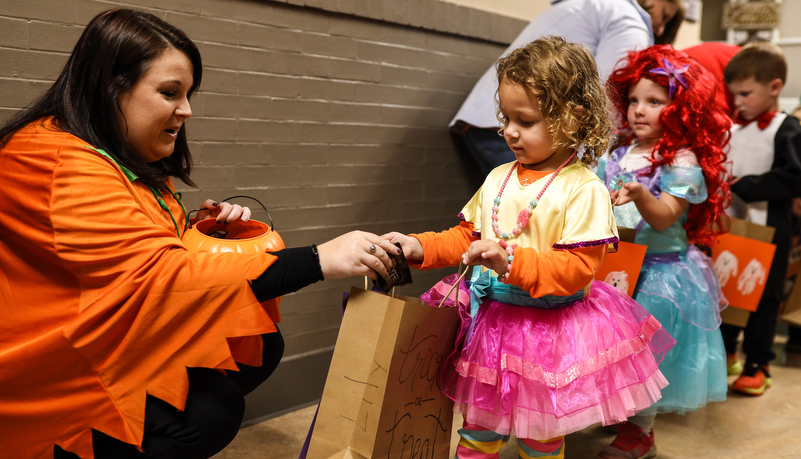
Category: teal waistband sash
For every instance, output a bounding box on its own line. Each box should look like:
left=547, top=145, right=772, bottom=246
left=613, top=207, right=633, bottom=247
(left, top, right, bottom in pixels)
left=466, top=267, right=585, bottom=345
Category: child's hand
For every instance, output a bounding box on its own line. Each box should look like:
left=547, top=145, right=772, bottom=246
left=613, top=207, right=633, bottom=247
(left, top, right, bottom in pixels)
left=381, top=232, right=423, bottom=261
left=609, top=189, right=620, bottom=205
left=462, top=240, right=509, bottom=275
left=613, top=182, right=644, bottom=206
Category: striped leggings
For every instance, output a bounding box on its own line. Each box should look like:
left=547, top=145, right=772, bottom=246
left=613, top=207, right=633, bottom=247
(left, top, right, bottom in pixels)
left=455, top=421, right=564, bottom=459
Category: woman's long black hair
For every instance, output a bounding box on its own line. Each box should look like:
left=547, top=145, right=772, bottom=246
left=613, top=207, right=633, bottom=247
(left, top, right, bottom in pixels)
left=0, top=8, right=202, bottom=189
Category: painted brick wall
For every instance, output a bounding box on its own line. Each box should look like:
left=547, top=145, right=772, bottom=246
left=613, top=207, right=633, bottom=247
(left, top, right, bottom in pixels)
left=0, top=0, right=523, bottom=420
left=778, top=0, right=801, bottom=99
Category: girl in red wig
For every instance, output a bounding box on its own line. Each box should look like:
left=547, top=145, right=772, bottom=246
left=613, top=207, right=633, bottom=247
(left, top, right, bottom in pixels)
left=597, top=45, right=731, bottom=459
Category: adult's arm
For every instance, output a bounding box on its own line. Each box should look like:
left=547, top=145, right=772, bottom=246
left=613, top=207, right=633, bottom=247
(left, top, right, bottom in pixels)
left=450, top=0, right=652, bottom=130
left=249, top=231, right=402, bottom=301
left=592, top=0, right=653, bottom=80
left=249, top=247, right=323, bottom=302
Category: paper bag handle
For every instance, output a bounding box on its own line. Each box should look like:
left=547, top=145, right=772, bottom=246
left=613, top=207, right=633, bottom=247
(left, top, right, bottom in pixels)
left=437, top=263, right=469, bottom=308
left=364, top=277, right=397, bottom=298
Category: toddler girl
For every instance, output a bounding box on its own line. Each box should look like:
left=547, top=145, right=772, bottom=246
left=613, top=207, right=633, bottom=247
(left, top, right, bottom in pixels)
left=384, top=36, right=675, bottom=459
left=598, top=45, right=731, bottom=459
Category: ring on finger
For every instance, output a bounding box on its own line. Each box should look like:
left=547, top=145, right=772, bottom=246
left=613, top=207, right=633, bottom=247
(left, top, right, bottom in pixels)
left=369, top=243, right=377, bottom=254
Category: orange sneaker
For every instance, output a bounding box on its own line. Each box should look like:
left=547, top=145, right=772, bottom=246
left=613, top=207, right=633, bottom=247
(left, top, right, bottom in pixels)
left=726, top=352, right=742, bottom=376
left=598, top=422, right=656, bottom=459
left=732, top=363, right=772, bottom=396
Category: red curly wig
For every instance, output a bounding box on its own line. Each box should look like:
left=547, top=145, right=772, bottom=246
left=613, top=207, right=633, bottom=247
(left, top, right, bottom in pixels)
left=606, top=45, right=731, bottom=246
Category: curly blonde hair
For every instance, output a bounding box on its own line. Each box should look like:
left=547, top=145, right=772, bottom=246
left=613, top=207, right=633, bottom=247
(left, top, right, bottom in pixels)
left=495, top=36, right=612, bottom=167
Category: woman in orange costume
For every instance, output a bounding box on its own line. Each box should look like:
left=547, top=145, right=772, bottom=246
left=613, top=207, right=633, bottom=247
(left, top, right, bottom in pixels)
left=0, top=9, right=400, bottom=459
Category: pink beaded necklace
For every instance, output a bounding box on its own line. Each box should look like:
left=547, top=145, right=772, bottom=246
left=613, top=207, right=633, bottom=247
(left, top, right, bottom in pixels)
left=491, top=151, right=577, bottom=240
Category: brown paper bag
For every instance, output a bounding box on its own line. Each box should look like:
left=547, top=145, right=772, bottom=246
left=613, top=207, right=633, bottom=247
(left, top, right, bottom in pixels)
left=714, top=217, right=777, bottom=327
left=307, top=288, right=460, bottom=459
left=779, top=279, right=801, bottom=327
left=617, top=227, right=637, bottom=244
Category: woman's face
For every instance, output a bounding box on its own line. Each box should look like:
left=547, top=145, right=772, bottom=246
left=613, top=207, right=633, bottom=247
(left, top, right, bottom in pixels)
left=117, top=48, right=193, bottom=163
left=645, top=0, right=679, bottom=38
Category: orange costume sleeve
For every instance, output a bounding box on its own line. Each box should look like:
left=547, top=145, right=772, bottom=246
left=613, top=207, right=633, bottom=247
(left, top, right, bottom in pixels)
left=411, top=222, right=606, bottom=297
left=507, top=245, right=606, bottom=297
left=0, top=120, right=279, bottom=458
left=409, top=221, right=477, bottom=269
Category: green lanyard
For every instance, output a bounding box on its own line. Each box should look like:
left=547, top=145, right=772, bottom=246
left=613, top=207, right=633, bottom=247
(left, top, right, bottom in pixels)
left=149, top=186, right=189, bottom=238
left=89, top=147, right=188, bottom=237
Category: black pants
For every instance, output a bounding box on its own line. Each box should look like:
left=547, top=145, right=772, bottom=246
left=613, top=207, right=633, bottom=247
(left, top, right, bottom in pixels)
left=720, top=302, right=781, bottom=366
left=54, top=330, right=284, bottom=459
left=460, top=127, right=515, bottom=178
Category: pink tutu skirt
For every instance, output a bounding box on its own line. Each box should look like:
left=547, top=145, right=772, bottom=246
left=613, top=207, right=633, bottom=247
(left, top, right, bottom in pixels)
left=422, top=276, right=675, bottom=440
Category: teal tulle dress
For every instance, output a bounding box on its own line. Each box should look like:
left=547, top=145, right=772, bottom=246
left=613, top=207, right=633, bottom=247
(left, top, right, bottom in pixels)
left=599, top=147, right=728, bottom=414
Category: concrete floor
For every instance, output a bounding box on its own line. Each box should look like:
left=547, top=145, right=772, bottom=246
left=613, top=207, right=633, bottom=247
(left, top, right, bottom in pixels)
left=213, top=342, right=801, bottom=459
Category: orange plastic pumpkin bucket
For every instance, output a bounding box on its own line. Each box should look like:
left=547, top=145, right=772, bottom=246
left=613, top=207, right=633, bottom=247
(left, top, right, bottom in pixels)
left=181, top=196, right=285, bottom=323
left=182, top=218, right=285, bottom=254
left=182, top=196, right=285, bottom=254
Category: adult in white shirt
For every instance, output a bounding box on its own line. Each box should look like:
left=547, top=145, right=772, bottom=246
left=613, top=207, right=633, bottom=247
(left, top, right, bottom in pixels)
left=451, top=0, right=684, bottom=177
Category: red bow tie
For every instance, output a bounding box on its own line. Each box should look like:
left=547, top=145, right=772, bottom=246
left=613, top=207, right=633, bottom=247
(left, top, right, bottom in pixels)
left=734, top=110, right=776, bottom=130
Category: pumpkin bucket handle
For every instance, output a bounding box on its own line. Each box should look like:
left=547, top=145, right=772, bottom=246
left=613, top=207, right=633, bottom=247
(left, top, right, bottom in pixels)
left=187, top=195, right=275, bottom=231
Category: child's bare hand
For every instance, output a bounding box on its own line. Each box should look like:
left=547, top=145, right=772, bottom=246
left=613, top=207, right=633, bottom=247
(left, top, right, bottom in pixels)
left=462, top=240, right=508, bottom=274
left=614, top=182, right=644, bottom=206
left=381, top=231, right=423, bottom=261
left=609, top=189, right=620, bottom=205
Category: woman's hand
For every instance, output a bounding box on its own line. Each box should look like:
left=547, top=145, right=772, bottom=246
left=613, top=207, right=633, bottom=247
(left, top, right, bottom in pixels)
left=381, top=232, right=423, bottom=262
left=462, top=239, right=509, bottom=275
left=195, top=199, right=252, bottom=224
left=317, top=231, right=402, bottom=280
